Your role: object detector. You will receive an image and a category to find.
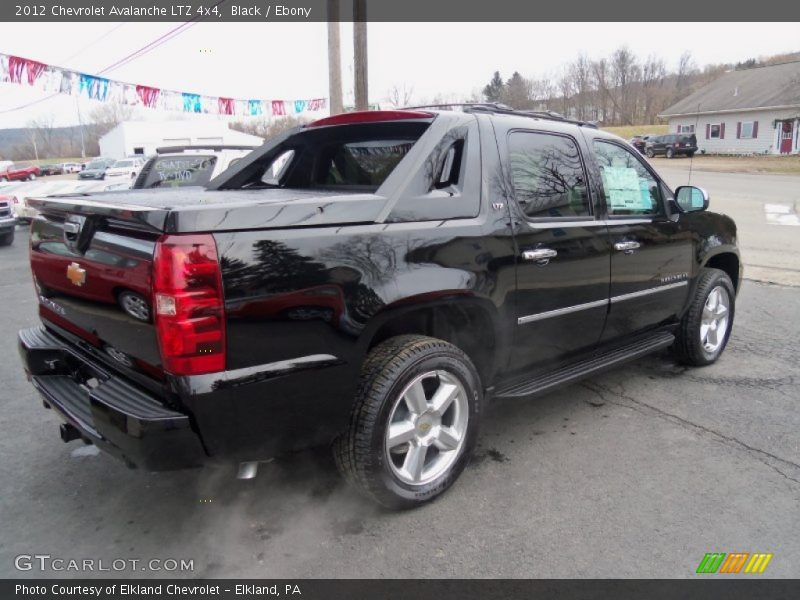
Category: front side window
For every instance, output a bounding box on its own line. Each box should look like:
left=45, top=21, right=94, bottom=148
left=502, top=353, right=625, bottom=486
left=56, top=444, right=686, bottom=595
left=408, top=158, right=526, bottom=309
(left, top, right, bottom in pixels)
left=593, top=140, right=662, bottom=217
left=508, top=131, right=590, bottom=219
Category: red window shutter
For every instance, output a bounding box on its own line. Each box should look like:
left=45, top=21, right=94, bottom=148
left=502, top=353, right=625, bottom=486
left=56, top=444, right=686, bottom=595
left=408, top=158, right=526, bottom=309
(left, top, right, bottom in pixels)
left=753, top=121, right=759, bottom=138
left=720, top=123, right=725, bottom=139
left=706, top=124, right=710, bottom=139
left=736, top=122, right=741, bottom=139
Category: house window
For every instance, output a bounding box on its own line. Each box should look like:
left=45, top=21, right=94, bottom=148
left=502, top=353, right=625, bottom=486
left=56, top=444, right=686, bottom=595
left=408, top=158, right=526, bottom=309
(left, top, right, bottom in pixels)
left=740, top=121, right=756, bottom=138
left=709, top=124, right=721, bottom=139
left=678, top=125, right=695, bottom=133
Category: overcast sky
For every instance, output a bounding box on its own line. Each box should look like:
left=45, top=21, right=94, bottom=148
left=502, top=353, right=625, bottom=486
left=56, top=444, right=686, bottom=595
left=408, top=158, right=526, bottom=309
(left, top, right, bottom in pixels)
left=0, top=22, right=798, bottom=128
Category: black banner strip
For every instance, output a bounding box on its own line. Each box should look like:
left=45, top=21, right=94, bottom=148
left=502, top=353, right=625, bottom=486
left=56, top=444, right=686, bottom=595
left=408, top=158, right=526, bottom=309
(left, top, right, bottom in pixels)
left=2, top=0, right=800, bottom=22
left=3, top=579, right=800, bottom=600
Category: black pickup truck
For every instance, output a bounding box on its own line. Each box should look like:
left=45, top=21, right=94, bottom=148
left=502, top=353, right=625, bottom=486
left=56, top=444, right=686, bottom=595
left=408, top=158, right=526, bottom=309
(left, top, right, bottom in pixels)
left=18, top=106, right=741, bottom=508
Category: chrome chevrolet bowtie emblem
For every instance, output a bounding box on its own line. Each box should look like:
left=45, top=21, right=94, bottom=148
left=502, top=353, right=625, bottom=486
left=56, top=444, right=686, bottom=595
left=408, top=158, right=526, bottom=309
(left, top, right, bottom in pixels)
left=66, top=262, right=86, bottom=286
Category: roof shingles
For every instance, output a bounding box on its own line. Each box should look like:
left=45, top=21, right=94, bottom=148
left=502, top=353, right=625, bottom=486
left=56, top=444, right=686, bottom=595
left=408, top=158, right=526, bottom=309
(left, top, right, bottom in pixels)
left=660, top=61, right=800, bottom=116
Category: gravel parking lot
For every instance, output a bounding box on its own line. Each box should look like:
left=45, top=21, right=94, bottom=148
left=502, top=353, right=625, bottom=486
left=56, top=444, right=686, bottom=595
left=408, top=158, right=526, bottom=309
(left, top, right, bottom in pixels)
left=1, top=169, right=799, bottom=577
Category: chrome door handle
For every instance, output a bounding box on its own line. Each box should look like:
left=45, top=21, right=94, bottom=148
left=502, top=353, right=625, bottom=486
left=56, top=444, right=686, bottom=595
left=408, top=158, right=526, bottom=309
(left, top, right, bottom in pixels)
left=522, top=248, right=557, bottom=265
left=614, top=241, right=641, bottom=254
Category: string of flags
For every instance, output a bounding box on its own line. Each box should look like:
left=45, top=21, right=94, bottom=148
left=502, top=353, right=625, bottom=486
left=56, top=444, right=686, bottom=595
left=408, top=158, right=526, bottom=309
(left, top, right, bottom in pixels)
left=0, top=52, right=327, bottom=117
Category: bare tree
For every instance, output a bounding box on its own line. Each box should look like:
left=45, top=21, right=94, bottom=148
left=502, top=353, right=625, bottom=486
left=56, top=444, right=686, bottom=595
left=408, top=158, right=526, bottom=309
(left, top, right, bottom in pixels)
left=568, top=54, right=593, bottom=120
left=229, top=115, right=307, bottom=141
left=387, top=83, right=414, bottom=108
left=24, top=119, right=41, bottom=161
left=641, top=55, right=667, bottom=124
left=88, top=102, right=135, bottom=137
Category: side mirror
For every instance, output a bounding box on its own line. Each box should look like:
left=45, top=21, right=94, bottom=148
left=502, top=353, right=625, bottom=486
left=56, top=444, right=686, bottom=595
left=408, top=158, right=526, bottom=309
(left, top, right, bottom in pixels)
left=675, top=185, right=709, bottom=212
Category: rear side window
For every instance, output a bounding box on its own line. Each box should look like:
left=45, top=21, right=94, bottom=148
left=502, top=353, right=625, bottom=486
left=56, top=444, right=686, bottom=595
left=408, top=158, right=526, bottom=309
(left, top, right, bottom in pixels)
left=593, top=140, right=662, bottom=216
left=138, top=155, right=217, bottom=188
left=320, top=140, right=415, bottom=187
left=508, top=131, right=591, bottom=219
left=216, top=121, right=430, bottom=192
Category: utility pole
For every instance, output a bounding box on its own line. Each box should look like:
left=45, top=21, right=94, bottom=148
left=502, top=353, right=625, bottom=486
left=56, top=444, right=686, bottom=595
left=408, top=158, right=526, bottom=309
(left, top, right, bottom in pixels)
left=353, top=0, right=368, bottom=111
left=327, top=0, right=343, bottom=115
left=75, top=96, right=86, bottom=158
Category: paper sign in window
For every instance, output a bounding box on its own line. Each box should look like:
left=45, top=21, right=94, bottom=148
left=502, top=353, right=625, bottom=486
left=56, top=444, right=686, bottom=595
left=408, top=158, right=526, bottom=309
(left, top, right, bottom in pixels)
left=601, top=167, right=652, bottom=211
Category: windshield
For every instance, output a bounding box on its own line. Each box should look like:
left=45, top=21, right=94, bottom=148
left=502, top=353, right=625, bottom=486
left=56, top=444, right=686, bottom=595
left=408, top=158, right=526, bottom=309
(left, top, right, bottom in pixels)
left=87, top=161, right=106, bottom=169
left=113, top=160, right=133, bottom=168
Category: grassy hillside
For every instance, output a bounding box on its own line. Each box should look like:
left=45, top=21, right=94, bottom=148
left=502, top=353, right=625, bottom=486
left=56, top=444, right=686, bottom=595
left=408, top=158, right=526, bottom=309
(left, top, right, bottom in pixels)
left=601, top=124, right=669, bottom=139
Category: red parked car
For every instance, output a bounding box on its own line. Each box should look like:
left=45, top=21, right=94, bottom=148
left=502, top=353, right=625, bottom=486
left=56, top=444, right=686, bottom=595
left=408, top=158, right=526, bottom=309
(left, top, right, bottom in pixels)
left=0, top=162, right=41, bottom=182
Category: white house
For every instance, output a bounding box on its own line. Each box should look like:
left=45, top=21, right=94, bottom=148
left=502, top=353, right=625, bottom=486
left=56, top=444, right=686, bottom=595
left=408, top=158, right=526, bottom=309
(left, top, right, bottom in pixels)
left=660, top=61, right=800, bottom=155
left=98, top=120, right=264, bottom=159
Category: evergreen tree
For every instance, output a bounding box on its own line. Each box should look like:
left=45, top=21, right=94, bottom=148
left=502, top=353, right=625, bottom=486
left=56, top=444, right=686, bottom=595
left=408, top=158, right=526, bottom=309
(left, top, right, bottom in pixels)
left=483, top=71, right=505, bottom=102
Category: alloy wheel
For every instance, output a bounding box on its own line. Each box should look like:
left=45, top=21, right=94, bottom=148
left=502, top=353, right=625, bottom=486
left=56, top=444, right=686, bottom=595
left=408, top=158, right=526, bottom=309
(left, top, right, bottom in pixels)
left=384, top=370, right=469, bottom=486
left=700, top=285, right=730, bottom=353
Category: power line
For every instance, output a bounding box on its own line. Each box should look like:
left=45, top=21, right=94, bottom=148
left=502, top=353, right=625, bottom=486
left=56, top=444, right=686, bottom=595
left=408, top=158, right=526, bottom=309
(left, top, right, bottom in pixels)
left=0, top=22, right=190, bottom=114
left=97, top=22, right=198, bottom=75
left=0, top=1, right=226, bottom=115
left=0, top=22, right=130, bottom=114
left=63, top=22, right=128, bottom=63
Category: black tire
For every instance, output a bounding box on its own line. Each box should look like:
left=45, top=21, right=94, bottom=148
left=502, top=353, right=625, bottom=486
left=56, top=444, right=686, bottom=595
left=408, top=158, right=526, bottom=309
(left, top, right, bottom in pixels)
left=666, top=148, right=674, bottom=159
left=687, top=152, right=695, bottom=158
left=334, top=334, right=482, bottom=509
left=673, top=268, right=735, bottom=366
left=0, top=230, right=13, bottom=246
left=646, top=148, right=655, bottom=158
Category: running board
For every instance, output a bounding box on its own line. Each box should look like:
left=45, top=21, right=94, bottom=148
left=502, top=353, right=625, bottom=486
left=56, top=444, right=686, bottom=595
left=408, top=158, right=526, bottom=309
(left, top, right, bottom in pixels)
left=494, top=332, right=675, bottom=400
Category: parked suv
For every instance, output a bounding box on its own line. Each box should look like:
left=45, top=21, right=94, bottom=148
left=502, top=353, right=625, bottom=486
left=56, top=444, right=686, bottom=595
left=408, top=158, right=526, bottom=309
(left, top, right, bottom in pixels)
left=629, top=133, right=658, bottom=154
left=19, top=106, right=740, bottom=508
left=645, top=134, right=698, bottom=158
left=0, top=195, right=16, bottom=245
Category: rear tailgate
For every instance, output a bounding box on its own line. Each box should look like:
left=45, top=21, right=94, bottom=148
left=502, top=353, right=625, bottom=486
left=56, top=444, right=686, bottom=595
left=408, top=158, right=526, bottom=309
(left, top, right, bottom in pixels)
left=29, top=200, right=166, bottom=388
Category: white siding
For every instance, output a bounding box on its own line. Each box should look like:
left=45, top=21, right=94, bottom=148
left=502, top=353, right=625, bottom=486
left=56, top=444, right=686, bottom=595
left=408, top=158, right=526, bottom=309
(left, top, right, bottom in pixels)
left=667, top=108, right=800, bottom=155
left=98, top=121, right=263, bottom=159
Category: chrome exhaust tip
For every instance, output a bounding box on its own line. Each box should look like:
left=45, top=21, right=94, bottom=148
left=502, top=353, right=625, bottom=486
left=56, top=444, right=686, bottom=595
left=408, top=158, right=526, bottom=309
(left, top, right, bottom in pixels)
left=237, top=461, right=259, bottom=480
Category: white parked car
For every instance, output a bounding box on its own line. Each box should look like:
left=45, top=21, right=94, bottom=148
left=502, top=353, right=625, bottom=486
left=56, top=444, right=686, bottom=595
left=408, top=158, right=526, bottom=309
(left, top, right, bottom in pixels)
left=62, top=162, right=82, bottom=174
left=104, top=158, right=143, bottom=180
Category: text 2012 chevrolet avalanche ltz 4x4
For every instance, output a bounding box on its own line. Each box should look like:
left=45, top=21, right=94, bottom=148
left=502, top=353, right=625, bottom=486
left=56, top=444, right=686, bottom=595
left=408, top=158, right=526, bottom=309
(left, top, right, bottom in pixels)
left=18, top=106, right=741, bottom=508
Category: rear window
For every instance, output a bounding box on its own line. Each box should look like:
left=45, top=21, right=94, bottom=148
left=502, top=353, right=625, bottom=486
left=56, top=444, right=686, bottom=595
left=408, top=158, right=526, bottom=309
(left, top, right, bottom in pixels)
left=216, top=121, right=431, bottom=192
left=138, top=155, right=217, bottom=189
left=679, top=135, right=697, bottom=144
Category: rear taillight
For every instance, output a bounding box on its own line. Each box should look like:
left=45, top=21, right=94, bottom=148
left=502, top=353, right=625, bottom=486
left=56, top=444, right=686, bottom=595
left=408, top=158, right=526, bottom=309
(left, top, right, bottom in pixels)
left=153, top=234, right=226, bottom=376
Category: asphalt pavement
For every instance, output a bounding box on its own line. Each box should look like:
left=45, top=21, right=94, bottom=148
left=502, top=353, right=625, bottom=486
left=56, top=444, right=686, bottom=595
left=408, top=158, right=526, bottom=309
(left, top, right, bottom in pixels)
left=1, top=177, right=798, bottom=577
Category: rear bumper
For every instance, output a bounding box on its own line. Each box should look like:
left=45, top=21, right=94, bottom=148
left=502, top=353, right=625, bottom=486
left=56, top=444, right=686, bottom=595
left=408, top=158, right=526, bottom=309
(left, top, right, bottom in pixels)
left=18, top=326, right=206, bottom=471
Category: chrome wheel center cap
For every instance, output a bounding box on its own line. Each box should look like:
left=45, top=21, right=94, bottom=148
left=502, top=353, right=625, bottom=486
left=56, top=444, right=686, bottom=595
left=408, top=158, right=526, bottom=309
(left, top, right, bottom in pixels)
left=415, top=413, right=439, bottom=441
